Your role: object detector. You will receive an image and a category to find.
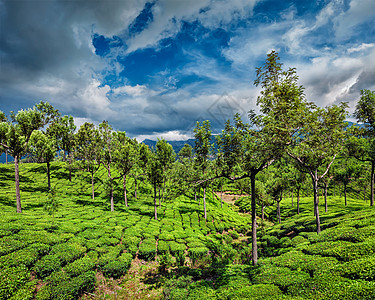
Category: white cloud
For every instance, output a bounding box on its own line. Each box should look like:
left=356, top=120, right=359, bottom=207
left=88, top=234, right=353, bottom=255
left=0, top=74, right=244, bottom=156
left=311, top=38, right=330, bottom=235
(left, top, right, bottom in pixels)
left=135, top=130, right=193, bottom=142
left=113, top=84, right=147, bottom=97
left=347, top=43, right=375, bottom=54
left=333, top=0, right=375, bottom=41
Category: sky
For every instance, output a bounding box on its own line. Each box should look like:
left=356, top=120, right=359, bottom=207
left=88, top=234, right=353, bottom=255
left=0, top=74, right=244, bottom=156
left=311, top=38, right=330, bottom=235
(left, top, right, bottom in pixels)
left=0, top=0, right=374, bottom=141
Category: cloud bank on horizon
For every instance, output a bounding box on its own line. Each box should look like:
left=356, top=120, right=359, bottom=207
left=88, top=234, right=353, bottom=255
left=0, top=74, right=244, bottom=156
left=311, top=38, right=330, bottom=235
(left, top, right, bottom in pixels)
left=0, top=0, right=374, bottom=140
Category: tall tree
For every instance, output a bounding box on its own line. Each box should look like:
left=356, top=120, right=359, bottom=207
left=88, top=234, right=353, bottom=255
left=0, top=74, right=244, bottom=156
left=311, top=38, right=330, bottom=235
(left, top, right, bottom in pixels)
left=194, top=120, right=213, bottom=220
left=147, top=151, right=163, bottom=220
left=0, top=102, right=59, bottom=213
left=351, top=89, right=375, bottom=206
left=47, top=115, right=76, bottom=181
left=74, top=122, right=101, bottom=201
left=156, top=139, right=176, bottom=206
left=113, top=132, right=138, bottom=207
left=29, top=130, right=57, bottom=190
left=287, top=103, right=348, bottom=233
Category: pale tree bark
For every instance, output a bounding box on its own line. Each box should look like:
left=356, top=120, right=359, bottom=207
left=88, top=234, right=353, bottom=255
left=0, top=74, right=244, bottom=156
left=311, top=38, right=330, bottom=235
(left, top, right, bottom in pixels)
left=15, top=155, right=22, bottom=213
left=297, top=187, right=300, bottom=215
left=371, top=162, right=374, bottom=206
left=250, top=173, right=257, bottom=265
left=154, top=185, right=157, bottom=220
left=324, top=182, right=328, bottom=213
left=123, top=174, right=128, bottom=207
left=203, top=187, right=207, bottom=220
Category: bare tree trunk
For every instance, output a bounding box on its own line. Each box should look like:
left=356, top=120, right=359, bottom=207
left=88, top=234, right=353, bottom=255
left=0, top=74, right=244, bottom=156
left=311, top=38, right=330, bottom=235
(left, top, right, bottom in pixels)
left=371, top=161, right=374, bottom=207
left=364, top=186, right=366, bottom=202
left=312, top=173, right=321, bottom=234
left=154, top=184, right=157, bottom=220
left=250, top=173, right=257, bottom=265
left=277, top=200, right=281, bottom=224
left=108, top=168, right=114, bottom=212
left=134, top=176, right=137, bottom=199
left=344, top=183, right=347, bottom=206
left=159, top=186, right=161, bottom=209
left=91, top=171, right=95, bottom=201
left=220, top=184, right=223, bottom=208
left=47, top=160, right=51, bottom=190
left=194, top=187, right=197, bottom=202
left=324, top=182, right=328, bottom=213
left=203, top=187, right=207, bottom=220
left=291, top=191, right=293, bottom=207
left=123, top=174, right=128, bottom=207
left=261, top=205, right=265, bottom=221
left=68, top=152, right=72, bottom=182
left=297, top=188, right=300, bottom=215
left=15, top=155, right=22, bottom=213
left=5, top=149, right=8, bottom=164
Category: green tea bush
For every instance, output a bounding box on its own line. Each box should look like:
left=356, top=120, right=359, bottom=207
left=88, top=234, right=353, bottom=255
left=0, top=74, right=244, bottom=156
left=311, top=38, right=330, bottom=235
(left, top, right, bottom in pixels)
left=268, top=250, right=339, bottom=276
left=9, top=279, right=37, bottom=300
left=330, top=256, right=375, bottom=280
left=291, top=235, right=308, bottom=246
left=98, top=245, right=125, bottom=266
left=288, top=272, right=375, bottom=299
left=51, top=242, right=86, bottom=264
left=0, top=265, right=30, bottom=299
left=64, top=254, right=96, bottom=277
left=0, top=238, right=27, bottom=256
left=220, top=283, right=284, bottom=300
left=0, top=242, right=49, bottom=268
left=33, top=254, right=62, bottom=278
left=138, top=240, right=156, bottom=261
left=96, top=235, right=119, bottom=246
left=158, top=240, right=169, bottom=254
left=159, top=232, right=175, bottom=241
left=102, top=252, right=133, bottom=278
left=188, top=247, right=209, bottom=264
left=168, top=241, right=186, bottom=256
left=252, top=264, right=310, bottom=291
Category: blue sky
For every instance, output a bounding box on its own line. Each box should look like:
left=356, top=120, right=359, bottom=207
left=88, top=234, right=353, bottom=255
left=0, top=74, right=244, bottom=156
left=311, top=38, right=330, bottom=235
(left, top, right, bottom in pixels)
left=0, top=0, right=374, bottom=140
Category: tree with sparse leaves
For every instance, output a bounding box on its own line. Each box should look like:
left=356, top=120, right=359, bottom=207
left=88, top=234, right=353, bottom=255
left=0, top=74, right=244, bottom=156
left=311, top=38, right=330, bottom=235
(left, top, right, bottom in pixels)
left=0, top=101, right=59, bottom=213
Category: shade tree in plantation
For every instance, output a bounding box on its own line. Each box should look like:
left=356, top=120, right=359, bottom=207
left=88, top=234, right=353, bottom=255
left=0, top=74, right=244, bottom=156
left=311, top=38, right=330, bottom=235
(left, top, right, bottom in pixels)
left=350, top=89, right=375, bottom=206
left=178, top=143, right=193, bottom=161
left=156, top=138, right=176, bottom=206
left=147, top=150, right=163, bottom=220
left=29, top=130, right=57, bottom=190
left=286, top=103, right=348, bottom=233
left=194, top=120, right=213, bottom=221
left=333, top=157, right=362, bottom=206
left=47, top=115, right=76, bottom=181
left=113, top=132, right=138, bottom=207
left=98, top=121, right=121, bottom=212
left=74, top=122, right=102, bottom=201
left=0, top=101, right=59, bottom=213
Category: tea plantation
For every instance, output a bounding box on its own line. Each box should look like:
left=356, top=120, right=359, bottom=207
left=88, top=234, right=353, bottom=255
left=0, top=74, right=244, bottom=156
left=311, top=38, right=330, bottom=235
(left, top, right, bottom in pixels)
left=0, top=162, right=374, bottom=299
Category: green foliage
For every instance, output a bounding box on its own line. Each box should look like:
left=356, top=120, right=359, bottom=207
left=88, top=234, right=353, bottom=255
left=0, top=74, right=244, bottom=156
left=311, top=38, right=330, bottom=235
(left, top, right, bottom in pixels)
left=33, top=254, right=62, bottom=278
left=0, top=265, right=30, bottom=299
left=138, top=239, right=156, bottom=261
left=102, top=252, right=133, bottom=278
left=64, top=254, right=97, bottom=277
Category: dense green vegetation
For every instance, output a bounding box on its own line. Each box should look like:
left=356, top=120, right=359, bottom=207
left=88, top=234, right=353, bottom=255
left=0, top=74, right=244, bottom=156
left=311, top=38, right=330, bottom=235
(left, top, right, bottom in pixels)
left=0, top=161, right=374, bottom=299
left=1, top=51, right=374, bottom=299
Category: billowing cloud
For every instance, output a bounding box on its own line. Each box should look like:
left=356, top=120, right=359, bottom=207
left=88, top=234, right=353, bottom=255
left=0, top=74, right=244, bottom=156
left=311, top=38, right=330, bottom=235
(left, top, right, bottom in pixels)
left=0, top=0, right=374, bottom=139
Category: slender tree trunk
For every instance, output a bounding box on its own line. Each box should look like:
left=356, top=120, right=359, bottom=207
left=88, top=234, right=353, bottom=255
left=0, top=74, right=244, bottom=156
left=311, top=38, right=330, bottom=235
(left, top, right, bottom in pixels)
left=324, top=182, right=328, bottom=213
left=220, top=184, right=223, bottom=208
left=123, top=174, right=128, bottom=207
left=91, top=171, right=95, bottom=201
left=154, top=184, right=157, bottom=220
left=108, top=168, right=114, bottom=212
left=134, top=176, right=137, bottom=199
left=68, top=152, right=72, bottom=182
left=297, top=188, right=300, bottom=215
left=250, top=172, right=257, bottom=265
left=364, top=186, right=366, bottom=202
left=194, top=187, right=197, bottom=202
left=63, top=150, right=67, bottom=162
left=261, top=205, right=265, bottom=221
left=162, top=178, right=165, bottom=202
left=47, top=160, right=51, bottom=190
left=159, top=186, right=161, bottom=209
left=5, top=149, right=8, bottom=164
left=344, top=183, right=347, bottom=206
left=291, top=191, right=293, bottom=207
left=312, top=172, right=321, bottom=234
left=15, top=155, right=22, bottom=213
left=203, top=187, right=207, bottom=220
left=277, top=200, right=281, bottom=224
left=371, top=161, right=374, bottom=207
